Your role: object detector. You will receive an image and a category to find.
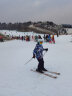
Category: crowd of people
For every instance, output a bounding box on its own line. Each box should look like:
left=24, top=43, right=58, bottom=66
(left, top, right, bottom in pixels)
left=0, top=31, right=55, bottom=44
left=10, top=34, right=55, bottom=44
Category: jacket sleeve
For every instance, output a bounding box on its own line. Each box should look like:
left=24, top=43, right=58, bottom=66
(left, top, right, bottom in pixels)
left=33, top=46, right=37, bottom=56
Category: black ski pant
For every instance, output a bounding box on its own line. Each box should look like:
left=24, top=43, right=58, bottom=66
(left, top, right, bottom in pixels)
left=37, top=58, right=44, bottom=71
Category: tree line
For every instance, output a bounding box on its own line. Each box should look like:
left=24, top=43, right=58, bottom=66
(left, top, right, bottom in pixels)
left=0, top=21, right=32, bottom=31
left=0, top=21, right=57, bottom=31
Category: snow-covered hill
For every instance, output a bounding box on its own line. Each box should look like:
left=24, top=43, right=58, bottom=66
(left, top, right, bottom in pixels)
left=0, top=30, right=72, bottom=96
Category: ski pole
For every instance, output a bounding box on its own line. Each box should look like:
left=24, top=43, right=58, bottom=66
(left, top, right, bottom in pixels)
left=24, top=57, right=33, bottom=65
left=43, top=51, right=47, bottom=56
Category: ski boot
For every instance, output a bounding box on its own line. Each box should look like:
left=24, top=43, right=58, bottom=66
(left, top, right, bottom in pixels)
left=42, top=68, right=48, bottom=71
left=36, top=69, right=44, bottom=73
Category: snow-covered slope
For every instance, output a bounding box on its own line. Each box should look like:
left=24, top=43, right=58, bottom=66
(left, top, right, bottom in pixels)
left=0, top=31, right=72, bottom=96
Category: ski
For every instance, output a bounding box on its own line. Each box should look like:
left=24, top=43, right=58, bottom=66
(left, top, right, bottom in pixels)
left=31, top=69, right=57, bottom=79
left=47, top=70, right=60, bottom=75
left=32, top=68, right=60, bottom=75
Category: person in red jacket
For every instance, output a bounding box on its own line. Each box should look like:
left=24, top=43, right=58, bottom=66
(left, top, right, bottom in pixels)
left=51, top=35, right=55, bottom=44
left=0, top=36, right=4, bottom=42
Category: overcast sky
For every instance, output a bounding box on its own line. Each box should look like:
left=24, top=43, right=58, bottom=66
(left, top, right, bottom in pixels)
left=0, top=0, right=72, bottom=24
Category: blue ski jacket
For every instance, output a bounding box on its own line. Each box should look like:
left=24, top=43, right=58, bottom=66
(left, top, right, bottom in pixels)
left=33, top=43, right=44, bottom=59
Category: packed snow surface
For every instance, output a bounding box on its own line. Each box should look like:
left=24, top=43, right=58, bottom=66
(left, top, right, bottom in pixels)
left=0, top=30, right=72, bottom=96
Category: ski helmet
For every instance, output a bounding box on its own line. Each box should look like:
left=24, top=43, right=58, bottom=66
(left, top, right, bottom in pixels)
left=38, top=39, right=43, bottom=44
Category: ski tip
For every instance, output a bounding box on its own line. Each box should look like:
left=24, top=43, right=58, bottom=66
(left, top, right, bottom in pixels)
left=54, top=76, right=57, bottom=79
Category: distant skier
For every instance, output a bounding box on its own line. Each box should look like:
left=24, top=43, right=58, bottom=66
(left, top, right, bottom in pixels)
left=51, top=35, right=55, bottom=44
left=32, top=39, right=48, bottom=73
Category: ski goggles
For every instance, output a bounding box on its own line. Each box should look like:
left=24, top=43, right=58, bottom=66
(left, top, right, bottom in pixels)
left=40, top=41, right=43, bottom=44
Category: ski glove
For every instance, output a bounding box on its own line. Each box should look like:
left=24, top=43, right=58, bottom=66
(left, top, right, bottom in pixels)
left=32, top=54, right=35, bottom=58
left=44, top=48, right=48, bottom=51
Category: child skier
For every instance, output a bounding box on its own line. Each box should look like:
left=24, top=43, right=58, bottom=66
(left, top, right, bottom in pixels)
left=33, top=39, right=48, bottom=73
